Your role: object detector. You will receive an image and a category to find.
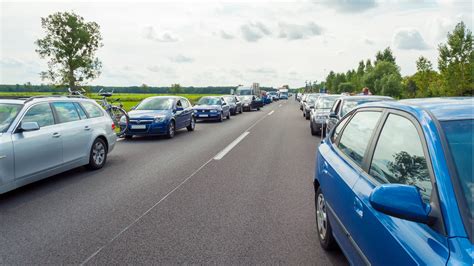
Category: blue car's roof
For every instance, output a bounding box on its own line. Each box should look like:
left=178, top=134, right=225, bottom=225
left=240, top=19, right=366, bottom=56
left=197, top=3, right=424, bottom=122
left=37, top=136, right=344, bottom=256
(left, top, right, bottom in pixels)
left=360, top=97, right=474, bottom=121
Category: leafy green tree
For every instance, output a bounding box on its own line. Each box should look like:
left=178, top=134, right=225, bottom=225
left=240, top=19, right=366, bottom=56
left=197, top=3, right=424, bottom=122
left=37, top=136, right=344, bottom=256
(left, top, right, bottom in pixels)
left=338, top=82, right=355, bottom=93
left=325, top=71, right=336, bottom=93
left=403, top=77, right=418, bottom=98
left=170, top=83, right=182, bottom=93
left=365, top=59, right=374, bottom=73
left=438, top=21, right=473, bottom=96
left=35, top=11, right=103, bottom=90
left=375, top=47, right=397, bottom=65
left=363, top=61, right=402, bottom=95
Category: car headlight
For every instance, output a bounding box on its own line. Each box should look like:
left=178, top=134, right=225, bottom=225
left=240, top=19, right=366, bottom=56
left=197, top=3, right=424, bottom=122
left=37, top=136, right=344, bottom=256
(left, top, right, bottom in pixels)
left=120, top=115, right=127, bottom=124
left=210, top=109, right=218, bottom=113
left=154, top=116, right=166, bottom=123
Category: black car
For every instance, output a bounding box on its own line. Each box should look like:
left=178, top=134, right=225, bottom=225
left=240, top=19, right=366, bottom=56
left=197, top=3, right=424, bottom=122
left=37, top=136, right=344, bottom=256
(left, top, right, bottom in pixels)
left=239, top=95, right=261, bottom=111
left=222, top=95, right=243, bottom=115
left=325, top=96, right=394, bottom=136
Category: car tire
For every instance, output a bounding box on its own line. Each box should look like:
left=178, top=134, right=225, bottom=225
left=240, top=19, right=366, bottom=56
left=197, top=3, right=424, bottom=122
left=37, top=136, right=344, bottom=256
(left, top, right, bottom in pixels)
left=226, top=112, right=231, bottom=119
left=310, top=123, right=317, bottom=136
left=306, top=112, right=310, bottom=120
left=86, top=138, right=108, bottom=170
left=166, top=120, right=175, bottom=139
left=124, top=135, right=133, bottom=140
left=315, top=187, right=336, bottom=250
left=257, top=106, right=260, bottom=111
left=218, top=112, right=224, bottom=122
left=239, top=107, right=243, bottom=114
left=187, top=117, right=196, bottom=131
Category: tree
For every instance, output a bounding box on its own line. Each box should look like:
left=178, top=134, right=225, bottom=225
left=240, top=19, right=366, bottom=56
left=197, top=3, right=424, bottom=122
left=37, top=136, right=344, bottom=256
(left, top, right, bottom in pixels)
left=438, top=21, right=473, bottom=96
left=170, top=83, right=182, bottom=93
left=35, top=11, right=103, bottom=90
left=363, top=61, right=402, bottom=95
left=365, top=59, right=373, bottom=72
left=375, top=47, right=397, bottom=65
left=411, top=56, right=438, bottom=97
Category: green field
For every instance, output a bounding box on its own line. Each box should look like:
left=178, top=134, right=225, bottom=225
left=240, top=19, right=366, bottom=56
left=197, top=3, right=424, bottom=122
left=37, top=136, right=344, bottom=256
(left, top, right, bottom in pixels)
left=0, top=92, right=223, bottom=111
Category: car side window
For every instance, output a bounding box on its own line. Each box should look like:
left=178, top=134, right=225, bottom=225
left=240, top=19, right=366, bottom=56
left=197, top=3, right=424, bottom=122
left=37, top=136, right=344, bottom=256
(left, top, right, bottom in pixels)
left=370, top=114, right=432, bottom=203
left=331, top=115, right=350, bottom=143
left=74, top=102, right=88, bottom=119
left=22, top=103, right=55, bottom=128
left=181, top=99, right=189, bottom=108
left=338, top=111, right=381, bottom=167
left=80, top=102, right=104, bottom=118
left=52, top=102, right=80, bottom=123
left=176, top=100, right=182, bottom=108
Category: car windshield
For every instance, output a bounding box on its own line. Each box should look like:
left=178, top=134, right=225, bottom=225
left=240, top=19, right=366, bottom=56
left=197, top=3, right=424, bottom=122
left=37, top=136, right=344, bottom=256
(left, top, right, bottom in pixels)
left=136, top=98, right=174, bottom=110
left=223, top=97, right=235, bottom=103
left=240, top=96, right=252, bottom=100
left=306, top=95, right=319, bottom=103
left=441, top=119, right=473, bottom=221
left=197, top=97, right=221, bottom=105
left=0, top=103, right=23, bottom=133
left=316, top=97, right=339, bottom=109
left=237, top=90, right=252, bottom=95
left=341, top=98, right=388, bottom=116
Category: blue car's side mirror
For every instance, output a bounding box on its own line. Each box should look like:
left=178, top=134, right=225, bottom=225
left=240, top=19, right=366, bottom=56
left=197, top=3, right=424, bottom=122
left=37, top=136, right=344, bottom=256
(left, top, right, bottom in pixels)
left=370, top=184, right=432, bottom=224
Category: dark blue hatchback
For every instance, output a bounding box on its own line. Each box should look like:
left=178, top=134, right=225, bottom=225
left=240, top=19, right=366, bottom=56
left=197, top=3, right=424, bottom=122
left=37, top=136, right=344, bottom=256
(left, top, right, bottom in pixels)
left=314, top=97, right=473, bottom=265
left=122, top=96, right=195, bottom=139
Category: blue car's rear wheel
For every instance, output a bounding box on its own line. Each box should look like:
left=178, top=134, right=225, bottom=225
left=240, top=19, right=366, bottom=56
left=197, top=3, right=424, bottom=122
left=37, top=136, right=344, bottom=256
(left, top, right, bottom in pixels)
left=166, top=121, right=175, bottom=139
left=187, top=117, right=195, bottom=131
left=316, top=187, right=336, bottom=250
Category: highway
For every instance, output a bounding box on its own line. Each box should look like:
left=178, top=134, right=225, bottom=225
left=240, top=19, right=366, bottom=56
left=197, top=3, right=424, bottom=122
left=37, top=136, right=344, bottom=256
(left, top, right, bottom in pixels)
left=0, top=100, right=347, bottom=265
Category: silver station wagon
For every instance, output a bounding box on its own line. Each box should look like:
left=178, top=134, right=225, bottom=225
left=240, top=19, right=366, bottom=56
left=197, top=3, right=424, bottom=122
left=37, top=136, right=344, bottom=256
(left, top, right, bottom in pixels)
left=0, top=96, right=117, bottom=194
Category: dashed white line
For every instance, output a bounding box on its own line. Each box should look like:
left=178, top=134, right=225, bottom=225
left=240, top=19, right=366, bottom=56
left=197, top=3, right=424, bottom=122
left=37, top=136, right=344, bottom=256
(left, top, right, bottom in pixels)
left=213, top=131, right=250, bottom=160
left=268, top=110, right=274, bottom=116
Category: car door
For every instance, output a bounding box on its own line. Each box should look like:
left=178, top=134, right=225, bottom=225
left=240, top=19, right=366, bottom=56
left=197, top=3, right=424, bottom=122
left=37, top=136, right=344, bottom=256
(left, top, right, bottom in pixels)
left=321, top=110, right=383, bottom=265
left=12, top=103, right=63, bottom=179
left=350, top=112, right=450, bottom=265
left=51, top=102, right=91, bottom=164
left=221, top=98, right=229, bottom=114
left=174, top=99, right=186, bottom=129
left=180, top=98, right=192, bottom=127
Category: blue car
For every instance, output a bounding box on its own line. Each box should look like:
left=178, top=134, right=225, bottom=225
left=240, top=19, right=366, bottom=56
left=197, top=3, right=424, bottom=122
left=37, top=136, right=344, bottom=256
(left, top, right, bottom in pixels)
left=193, top=96, right=231, bottom=122
left=314, top=97, right=473, bottom=265
left=122, top=96, right=195, bottom=139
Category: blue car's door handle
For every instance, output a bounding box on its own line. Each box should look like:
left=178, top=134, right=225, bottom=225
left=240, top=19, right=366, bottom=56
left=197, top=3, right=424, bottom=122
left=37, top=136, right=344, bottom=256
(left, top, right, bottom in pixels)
left=322, top=161, right=329, bottom=174
left=354, top=197, right=363, bottom=218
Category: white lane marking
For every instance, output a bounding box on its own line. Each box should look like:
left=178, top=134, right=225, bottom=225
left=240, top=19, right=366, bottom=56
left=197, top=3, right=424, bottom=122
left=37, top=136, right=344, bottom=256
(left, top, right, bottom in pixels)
left=81, top=157, right=214, bottom=265
left=278, top=104, right=282, bottom=108
left=0, top=155, right=6, bottom=159
left=116, top=138, right=124, bottom=142
left=268, top=110, right=274, bottom=116
left=213, top=131, right=250, bottom=160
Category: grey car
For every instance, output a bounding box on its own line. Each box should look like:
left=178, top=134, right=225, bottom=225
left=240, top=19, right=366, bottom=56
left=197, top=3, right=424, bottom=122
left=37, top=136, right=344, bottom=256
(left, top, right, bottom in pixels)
left=0, top=96, right=117, bottom=194
left=309, top=95, right=340, bottom=136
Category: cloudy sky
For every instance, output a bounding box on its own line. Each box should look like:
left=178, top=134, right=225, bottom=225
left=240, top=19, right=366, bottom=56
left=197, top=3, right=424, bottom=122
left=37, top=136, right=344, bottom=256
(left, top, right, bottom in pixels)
left=0, top=0, right=472, bottom=88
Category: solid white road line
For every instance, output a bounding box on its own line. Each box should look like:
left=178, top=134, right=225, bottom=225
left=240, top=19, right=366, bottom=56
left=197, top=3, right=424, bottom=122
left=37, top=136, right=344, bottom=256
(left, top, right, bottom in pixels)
left=268, top=110, right=274, bottom=116
left=213, top=131, right=250, bottom=160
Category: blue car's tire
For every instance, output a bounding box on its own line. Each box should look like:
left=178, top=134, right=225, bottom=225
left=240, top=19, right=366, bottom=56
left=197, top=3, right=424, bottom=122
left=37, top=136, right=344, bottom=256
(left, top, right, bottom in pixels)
left=166, top=120, right=175, bottom=139
left=218, top=112, right=224, bottom=122
left=316, top=187, right=336, bottom=250
left=187, top=117, right=195, bottom=131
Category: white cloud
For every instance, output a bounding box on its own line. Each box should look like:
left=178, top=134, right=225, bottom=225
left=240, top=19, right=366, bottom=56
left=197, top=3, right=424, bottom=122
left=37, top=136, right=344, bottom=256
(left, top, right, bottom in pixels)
left=393, top=28, right=430, bottom=50
left=278, top=22, right=323, bottom=40
left=142, top=26, right=179, bottom=42
left=322, top=0, right=377, bottom=13
left=240, top=22, right=271, bottom=42
left=168, top=54, right=194, bottom=63
left=219, top=30, right=234, bottom=40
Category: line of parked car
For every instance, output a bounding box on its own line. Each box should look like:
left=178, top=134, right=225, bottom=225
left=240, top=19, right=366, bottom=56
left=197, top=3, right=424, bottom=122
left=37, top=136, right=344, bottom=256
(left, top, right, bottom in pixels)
left=297, top=93, right=473, bottom=265
left=0, top=93, right=281, bottom=194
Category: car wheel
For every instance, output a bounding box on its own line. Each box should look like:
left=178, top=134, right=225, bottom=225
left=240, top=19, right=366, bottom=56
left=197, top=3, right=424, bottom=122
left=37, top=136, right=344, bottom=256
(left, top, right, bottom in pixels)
left=316, top=187, right=336, bottom=250
left=306, top=112, right=310, bottom=120
left=218, top=112, right=224, bottom=122
left=87, top=138, right=107, bottom=170
left=166, top=120, right=175, bottom=138
left=226, top=112, right=231, bottom=119
left=187, top=117, right=196, bottom=131
left=257, top=106, right=260, bottom=111
left=124, top=134, right=133, bottom=140
left=303, top=111, right=306, bottom=117
left=239, top=107, right=243, bottom=114
left=310, top=123, right=317, bottom=136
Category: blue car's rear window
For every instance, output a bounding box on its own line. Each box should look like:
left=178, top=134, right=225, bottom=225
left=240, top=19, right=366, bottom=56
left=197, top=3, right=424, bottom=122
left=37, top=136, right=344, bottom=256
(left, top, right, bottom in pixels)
left=441, top=119, right=473, bottom=219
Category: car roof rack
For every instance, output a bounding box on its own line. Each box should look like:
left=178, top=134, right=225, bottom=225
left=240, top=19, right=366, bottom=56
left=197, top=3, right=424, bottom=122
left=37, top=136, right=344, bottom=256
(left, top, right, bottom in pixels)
left=20, top=95, right=87, bottom=103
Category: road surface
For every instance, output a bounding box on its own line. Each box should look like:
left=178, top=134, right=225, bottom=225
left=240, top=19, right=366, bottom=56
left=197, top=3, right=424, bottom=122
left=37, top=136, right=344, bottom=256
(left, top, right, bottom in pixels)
left=0, top=100, right=347, bottom=265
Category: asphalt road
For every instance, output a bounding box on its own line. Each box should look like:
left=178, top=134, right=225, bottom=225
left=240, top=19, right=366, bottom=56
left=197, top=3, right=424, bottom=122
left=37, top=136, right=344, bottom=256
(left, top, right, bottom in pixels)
left=0, top=100, right=347, bottom=265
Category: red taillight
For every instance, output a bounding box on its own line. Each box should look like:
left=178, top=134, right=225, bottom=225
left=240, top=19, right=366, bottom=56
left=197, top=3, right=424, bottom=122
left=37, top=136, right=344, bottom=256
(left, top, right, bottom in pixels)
left=111, top=123, right=116, bottom=130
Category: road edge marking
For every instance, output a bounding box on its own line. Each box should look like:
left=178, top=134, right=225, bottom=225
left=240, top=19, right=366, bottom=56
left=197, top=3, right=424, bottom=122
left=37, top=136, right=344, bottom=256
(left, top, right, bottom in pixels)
left=213, top=131, right=250, bottom=160
left=268, top=110, right=274, bottom=116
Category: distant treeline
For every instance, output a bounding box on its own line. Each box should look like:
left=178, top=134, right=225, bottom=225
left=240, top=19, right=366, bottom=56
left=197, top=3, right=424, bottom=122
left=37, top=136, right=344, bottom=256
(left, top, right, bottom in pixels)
left=0, top=84, right=276, bottom=94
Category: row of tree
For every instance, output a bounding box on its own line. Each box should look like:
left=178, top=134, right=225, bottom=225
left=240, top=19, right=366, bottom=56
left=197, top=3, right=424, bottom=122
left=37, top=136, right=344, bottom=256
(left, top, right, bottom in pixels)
left=318, top=22, right=473, bottom=98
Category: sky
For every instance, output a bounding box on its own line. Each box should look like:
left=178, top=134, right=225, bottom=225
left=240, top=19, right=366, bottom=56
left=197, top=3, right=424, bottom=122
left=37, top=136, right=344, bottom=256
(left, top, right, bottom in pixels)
left=0, top=0, right=472, bottom=88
